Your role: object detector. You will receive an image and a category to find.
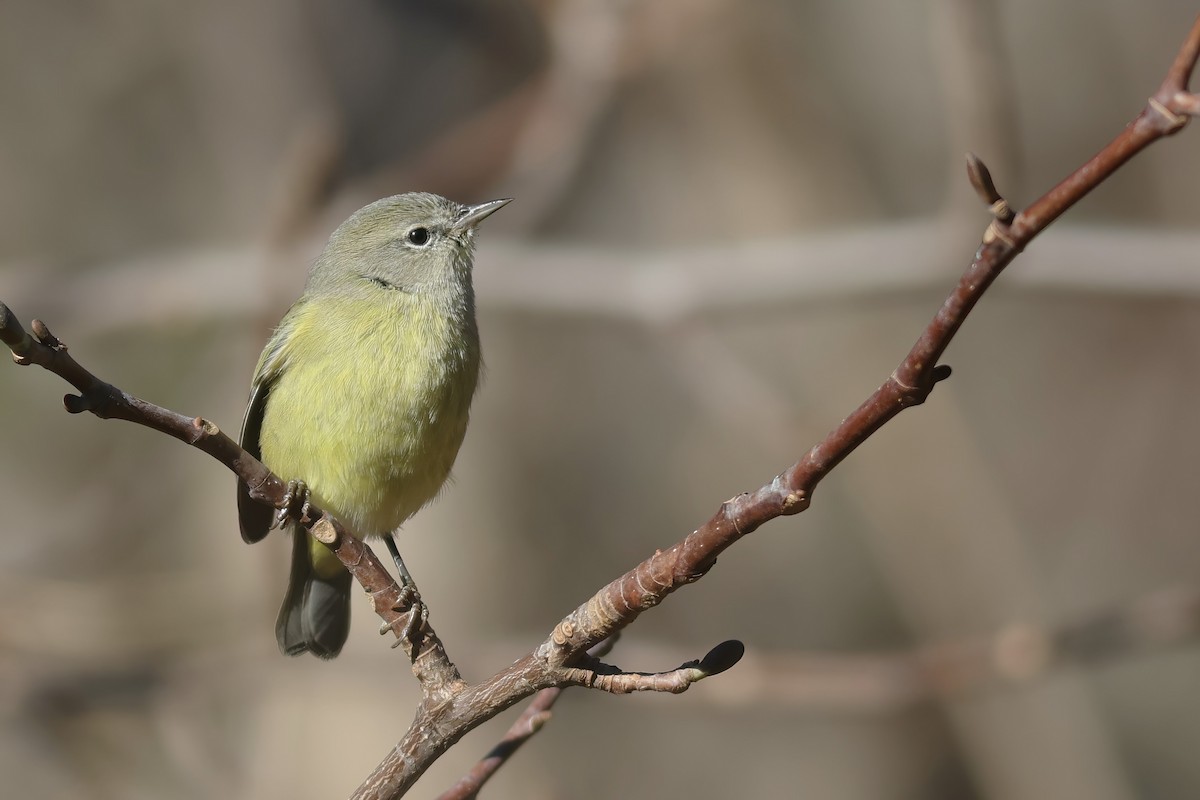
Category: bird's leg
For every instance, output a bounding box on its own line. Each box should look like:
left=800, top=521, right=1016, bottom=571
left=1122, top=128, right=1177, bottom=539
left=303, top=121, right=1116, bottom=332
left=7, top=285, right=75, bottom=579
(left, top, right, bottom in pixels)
left=380, top=534, right=429, bottom=645
left=385, top=534, right=416, bottom=585
left=271, top=479, right=311, bottom=529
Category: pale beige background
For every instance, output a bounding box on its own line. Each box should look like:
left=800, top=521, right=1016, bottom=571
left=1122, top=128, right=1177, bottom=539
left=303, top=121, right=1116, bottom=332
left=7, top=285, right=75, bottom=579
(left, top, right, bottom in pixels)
left=2, top=1, right=1199, bottom=798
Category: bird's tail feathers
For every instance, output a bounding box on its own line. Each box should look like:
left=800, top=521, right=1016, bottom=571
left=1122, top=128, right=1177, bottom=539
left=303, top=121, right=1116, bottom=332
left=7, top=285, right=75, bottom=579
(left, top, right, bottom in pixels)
left=276, top=528, right=352, bottom=659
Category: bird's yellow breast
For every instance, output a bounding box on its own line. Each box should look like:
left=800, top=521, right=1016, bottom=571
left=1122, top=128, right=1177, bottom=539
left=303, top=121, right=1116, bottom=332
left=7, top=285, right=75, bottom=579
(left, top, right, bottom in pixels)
left=258, top=292, right=480, bottom=537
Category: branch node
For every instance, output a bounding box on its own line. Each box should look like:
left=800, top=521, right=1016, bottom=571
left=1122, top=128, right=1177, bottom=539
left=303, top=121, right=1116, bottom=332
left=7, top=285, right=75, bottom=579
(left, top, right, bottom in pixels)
left=890, top=370, right=917, bottom=392
left=982, top=219, right=1019, bottom=249
left=989, top=199, right=1014, bottom=223
left=551, top=621, right=575, bottom=647
left=1148, top=96, right=1188, bottom=130
left=723, top=495, right=746, bottom=535
left=1173, top=91, right=1200, bottom=116
left=780, top=490, right=808, bottom=515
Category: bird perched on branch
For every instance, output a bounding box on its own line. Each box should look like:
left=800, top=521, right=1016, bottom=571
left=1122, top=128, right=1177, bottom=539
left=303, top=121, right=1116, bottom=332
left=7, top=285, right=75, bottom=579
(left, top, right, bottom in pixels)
left=236, top=192, right=509, bottom=658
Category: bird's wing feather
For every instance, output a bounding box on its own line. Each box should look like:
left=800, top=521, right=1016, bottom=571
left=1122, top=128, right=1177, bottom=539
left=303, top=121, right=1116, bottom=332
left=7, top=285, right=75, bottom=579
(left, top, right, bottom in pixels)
left=237, top=302, right=303, bottom=543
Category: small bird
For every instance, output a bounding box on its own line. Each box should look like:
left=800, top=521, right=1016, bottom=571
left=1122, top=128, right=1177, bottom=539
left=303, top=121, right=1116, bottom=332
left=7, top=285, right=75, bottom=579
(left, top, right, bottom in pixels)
left=237, top=192, right=509, bottom=658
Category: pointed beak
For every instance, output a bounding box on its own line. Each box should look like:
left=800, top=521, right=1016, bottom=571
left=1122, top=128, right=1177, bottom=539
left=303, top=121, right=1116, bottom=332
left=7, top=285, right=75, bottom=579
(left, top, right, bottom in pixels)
left=455, top=198, right=512, bottom=231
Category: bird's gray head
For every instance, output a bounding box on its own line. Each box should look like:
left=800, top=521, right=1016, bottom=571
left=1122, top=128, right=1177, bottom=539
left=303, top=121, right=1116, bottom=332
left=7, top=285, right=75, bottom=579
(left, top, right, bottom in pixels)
left=307, top=192, right=510, bottom=301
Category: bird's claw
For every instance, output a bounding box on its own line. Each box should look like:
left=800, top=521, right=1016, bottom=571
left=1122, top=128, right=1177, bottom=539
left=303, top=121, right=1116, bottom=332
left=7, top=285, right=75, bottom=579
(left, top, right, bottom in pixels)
left=378, top=585, right=429, bottom=647
left=271, top=479, right=311, bottom=529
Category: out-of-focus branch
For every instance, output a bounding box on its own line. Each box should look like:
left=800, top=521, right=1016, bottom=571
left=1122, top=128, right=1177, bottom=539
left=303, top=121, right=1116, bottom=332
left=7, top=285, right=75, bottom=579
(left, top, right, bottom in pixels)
left=436, top=688, right=560, bottom=800
left=347, top=0, right=667, bottom=233
left=8, top=225, right=1200, bottom=340
left=435, top=636, right=620, bottom=800
left=930, top=0, right=1021, bottom=209
left=918, top=584, right=1200, bottom=696
left=701, top=584, right=1200, bottom=712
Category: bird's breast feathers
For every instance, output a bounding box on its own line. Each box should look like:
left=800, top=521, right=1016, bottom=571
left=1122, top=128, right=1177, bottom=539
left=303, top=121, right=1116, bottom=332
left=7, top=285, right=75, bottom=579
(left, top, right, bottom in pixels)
left=257, top=293, right=480, bottom=536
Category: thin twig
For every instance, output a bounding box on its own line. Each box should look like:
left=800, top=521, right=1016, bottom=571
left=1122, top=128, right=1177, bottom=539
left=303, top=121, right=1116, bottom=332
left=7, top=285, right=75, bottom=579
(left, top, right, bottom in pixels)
left=536, top=15, right=1200, bottom=668
left=437, top=688, right=561, bottom=800
left=436, top=637, right=620, bottom=800
left=364, top=16, right=1200, bottom=795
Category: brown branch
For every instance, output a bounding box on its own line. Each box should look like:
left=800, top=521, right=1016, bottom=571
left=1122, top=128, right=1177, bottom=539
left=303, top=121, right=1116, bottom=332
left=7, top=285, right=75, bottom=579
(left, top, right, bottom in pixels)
left=435, top=636, right=622, bottom=800
left=0, top=301, right=461, bottom=694
left=0, top=299, right=739, bottom=795
left=432, top=639, right=743, bottom=800
left=436, top=688, right=560, bottom=800
left=538, top=13, right=1200, bottom=665
left=354, top=637, right=740, bottom=799
left=361, top=14, right=1200, bottom=795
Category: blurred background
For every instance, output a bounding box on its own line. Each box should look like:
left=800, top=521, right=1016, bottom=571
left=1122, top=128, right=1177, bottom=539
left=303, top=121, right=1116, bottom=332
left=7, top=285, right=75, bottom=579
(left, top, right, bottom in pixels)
left=2, top=1, right=1200, bottom=798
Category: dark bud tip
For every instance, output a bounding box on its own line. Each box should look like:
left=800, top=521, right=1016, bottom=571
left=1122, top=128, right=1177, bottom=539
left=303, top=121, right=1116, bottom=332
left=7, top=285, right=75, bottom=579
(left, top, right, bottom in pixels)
left=699, top=639, right=745, bottom=676
left=63, top=394, right=88, bottom=414
left=0, top=302, right=29, bottom=351
left=966, top=153, right=1004, bottom=207
left=931, top=364, right=953, bottom=383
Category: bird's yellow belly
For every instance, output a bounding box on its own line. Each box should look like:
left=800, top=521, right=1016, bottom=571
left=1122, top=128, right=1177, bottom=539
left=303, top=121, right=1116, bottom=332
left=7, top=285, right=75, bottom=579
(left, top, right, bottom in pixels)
left=258, top=296, right=479, bottom=537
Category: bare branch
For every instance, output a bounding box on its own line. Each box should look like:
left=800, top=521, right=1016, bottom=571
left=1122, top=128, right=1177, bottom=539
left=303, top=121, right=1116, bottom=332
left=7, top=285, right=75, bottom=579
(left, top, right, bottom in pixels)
left=437, top=689, right=559, bottom=800
left=352, top=19, right=1200, bottom=796
left=435, top=637, right=621, bottom=800
left=559, top=639, right=745, bottom=694
left=533, top=6, right=1200, bottom=709
left=0, top=301, right=462, bottom=694
left=702, top=584, right=1200, bottom=712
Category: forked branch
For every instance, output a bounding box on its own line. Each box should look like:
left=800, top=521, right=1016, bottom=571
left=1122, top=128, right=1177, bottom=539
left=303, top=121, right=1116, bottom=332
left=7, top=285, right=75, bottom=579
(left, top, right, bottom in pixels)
left=3, top=16, right=1198, bottom=800
left=537, top=16, right=1200, bottom=665
left=363, top=15, right=1200, bottom=798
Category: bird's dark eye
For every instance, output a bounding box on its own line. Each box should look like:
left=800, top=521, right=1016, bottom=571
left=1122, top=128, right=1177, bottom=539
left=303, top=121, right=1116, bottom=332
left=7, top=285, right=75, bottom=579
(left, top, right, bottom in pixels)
left=406, top=227, right=430, bottom=246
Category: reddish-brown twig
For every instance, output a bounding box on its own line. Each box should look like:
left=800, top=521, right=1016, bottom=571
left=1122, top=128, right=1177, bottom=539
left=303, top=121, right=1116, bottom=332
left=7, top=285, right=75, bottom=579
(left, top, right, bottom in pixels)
left=436, top=688, right=561, bottom=800
left=538, top=14, right=1200, bottom=666
left=358, top=18, right=1200, bottom=783
left=434, top=636, right=622, bottom=800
